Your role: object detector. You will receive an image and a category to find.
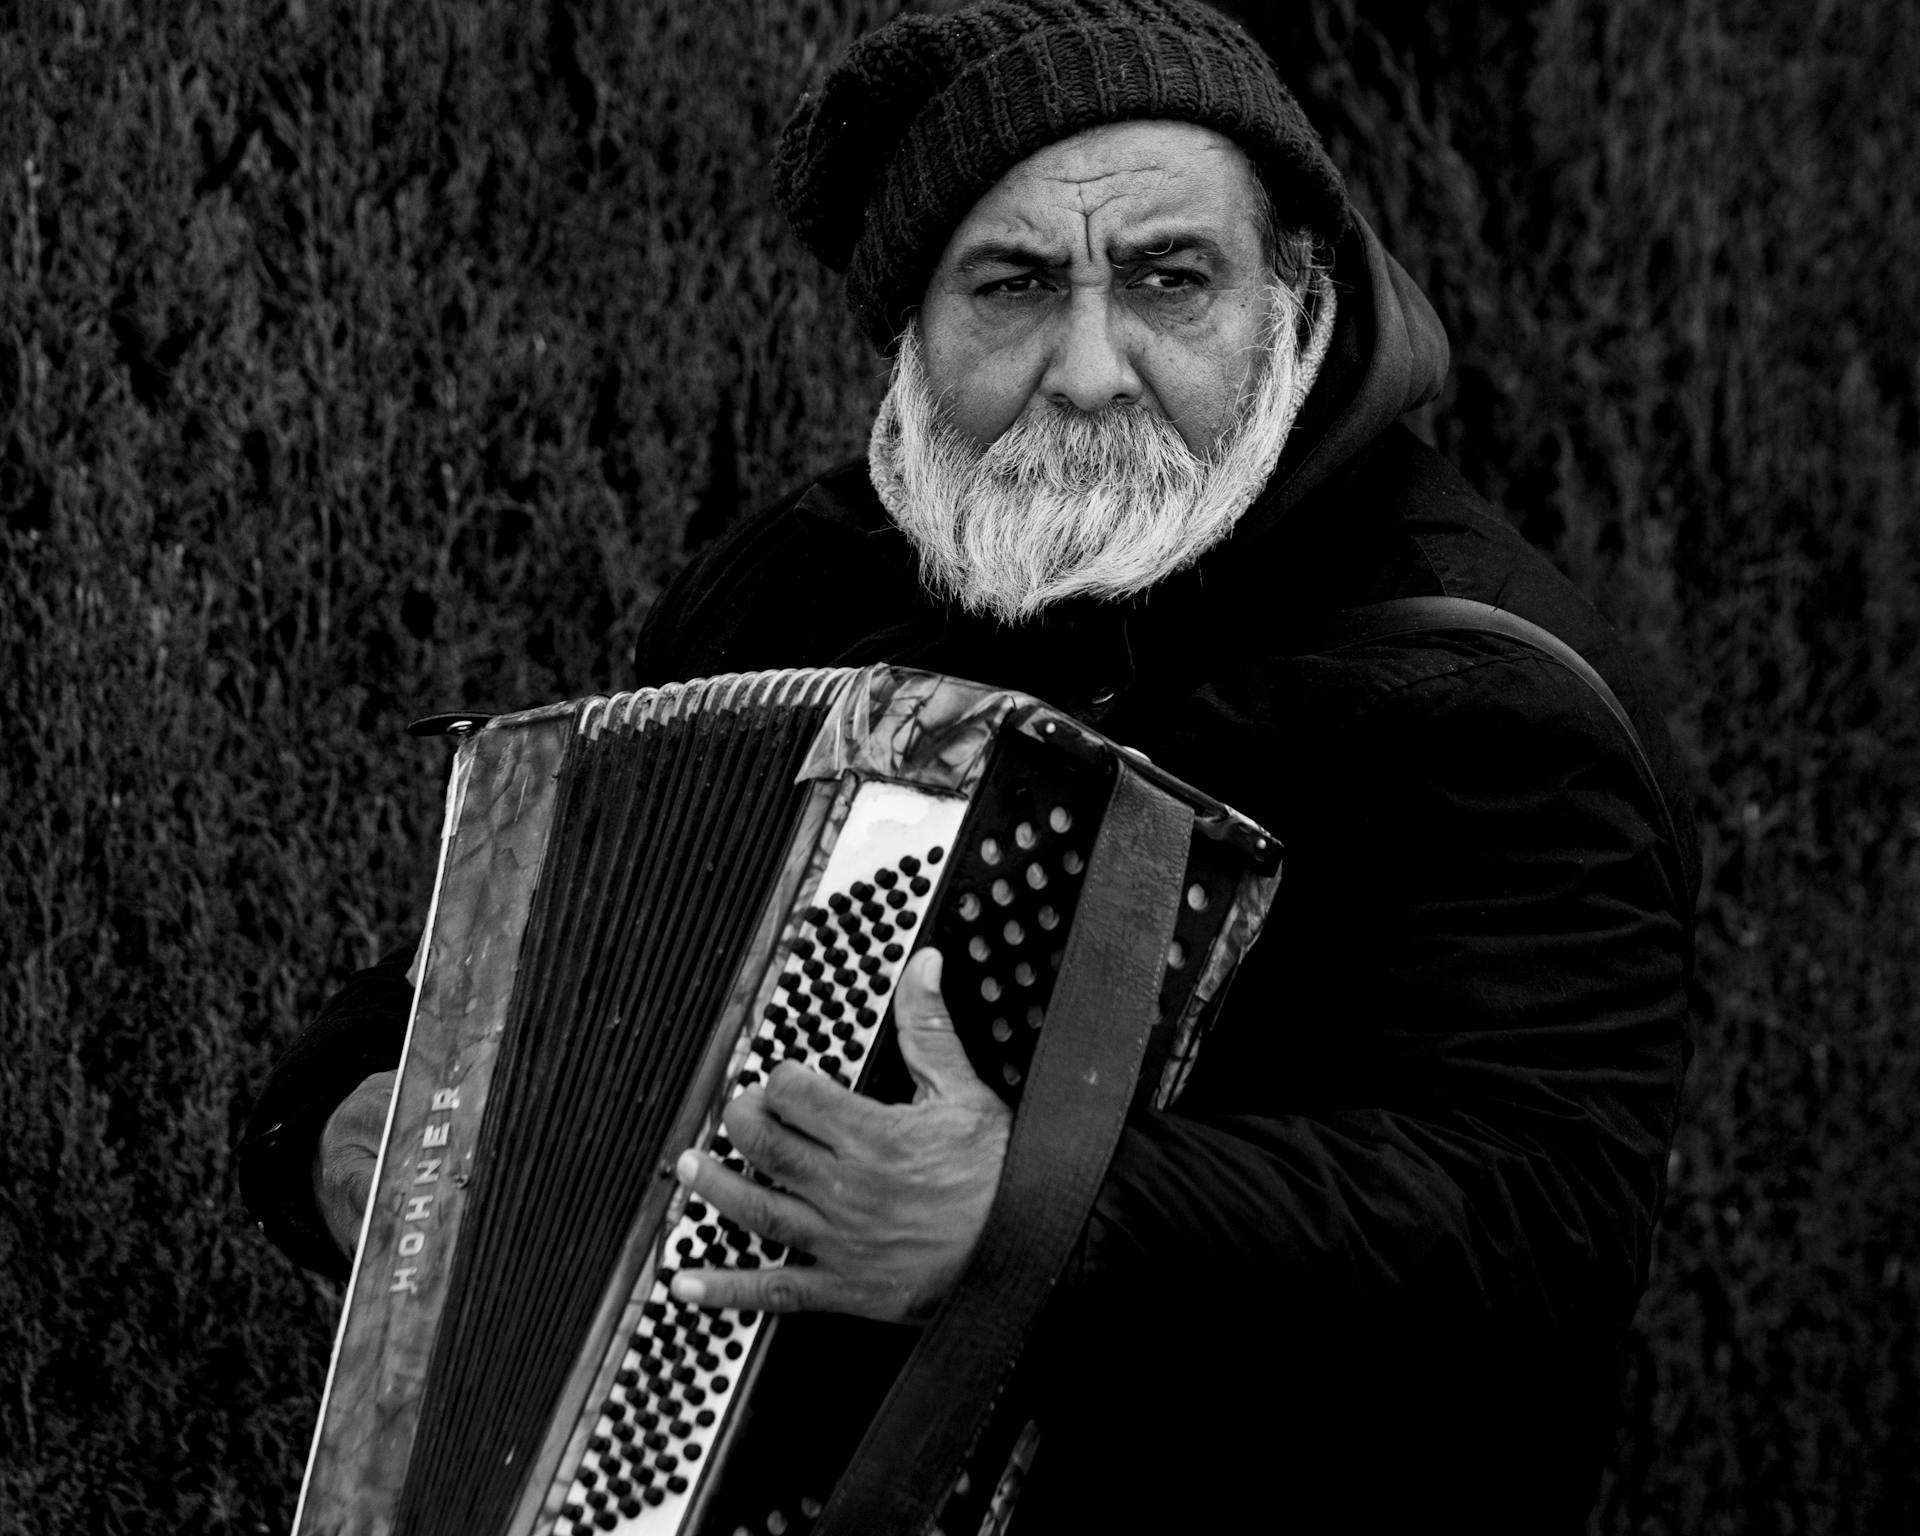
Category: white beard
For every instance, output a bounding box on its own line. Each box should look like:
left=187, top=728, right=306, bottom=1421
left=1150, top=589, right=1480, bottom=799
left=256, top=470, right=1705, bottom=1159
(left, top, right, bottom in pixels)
left=868, top=274, right=1337, bottom=622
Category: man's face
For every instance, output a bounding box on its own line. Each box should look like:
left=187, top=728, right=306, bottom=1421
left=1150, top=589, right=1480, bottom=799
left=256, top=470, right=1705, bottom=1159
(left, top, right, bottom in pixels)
left=917, top=120, right=1272, bottom=457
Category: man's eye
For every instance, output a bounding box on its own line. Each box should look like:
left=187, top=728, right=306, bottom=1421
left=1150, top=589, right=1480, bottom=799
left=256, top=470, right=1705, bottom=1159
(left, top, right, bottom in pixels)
left=1133, top=268, right=1206, bottom=292
left=977, top=275, right=1049, bottom=297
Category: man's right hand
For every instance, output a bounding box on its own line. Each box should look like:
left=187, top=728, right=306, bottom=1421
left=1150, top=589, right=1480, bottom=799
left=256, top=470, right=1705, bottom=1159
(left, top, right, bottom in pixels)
left=313, top=1070, right=396, bottom=1261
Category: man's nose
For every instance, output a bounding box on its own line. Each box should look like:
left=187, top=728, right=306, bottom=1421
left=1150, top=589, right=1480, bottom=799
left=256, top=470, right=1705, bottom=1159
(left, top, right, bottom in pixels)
left=1040, top=289, right=1142, bottom=413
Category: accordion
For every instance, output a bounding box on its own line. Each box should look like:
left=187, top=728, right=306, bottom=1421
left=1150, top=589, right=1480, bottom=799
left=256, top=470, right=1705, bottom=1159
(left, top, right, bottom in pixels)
left=296, top=665, right=1278, bottom=1536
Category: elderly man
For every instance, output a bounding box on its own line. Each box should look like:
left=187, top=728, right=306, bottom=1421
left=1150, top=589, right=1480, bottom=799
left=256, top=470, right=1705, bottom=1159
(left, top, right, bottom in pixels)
left=241, top=0, right=1696, bottom=1528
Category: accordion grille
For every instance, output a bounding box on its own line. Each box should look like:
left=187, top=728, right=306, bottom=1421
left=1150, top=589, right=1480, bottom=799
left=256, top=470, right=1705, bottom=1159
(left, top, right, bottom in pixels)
left=392, top=671, right=845, bottom=1536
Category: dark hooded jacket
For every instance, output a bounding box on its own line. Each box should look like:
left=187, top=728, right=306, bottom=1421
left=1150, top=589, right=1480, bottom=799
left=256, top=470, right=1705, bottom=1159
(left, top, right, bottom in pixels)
left=240, top=217, right=1695, bottom=1532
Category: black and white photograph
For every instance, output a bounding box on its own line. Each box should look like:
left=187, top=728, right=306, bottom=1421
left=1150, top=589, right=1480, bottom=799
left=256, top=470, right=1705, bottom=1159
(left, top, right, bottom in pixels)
left=2, top=1, right=1914, bottom=1531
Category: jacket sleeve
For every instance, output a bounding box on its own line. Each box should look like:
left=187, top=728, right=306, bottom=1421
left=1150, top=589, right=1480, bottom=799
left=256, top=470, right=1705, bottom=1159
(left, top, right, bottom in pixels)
left=237, top=948, right=416, bottom=1281
left=1034, top=641, right=1694, bottom=1520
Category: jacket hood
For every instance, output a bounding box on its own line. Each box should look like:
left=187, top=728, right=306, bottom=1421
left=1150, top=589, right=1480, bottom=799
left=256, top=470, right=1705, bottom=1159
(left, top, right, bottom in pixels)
left=1241, top=211, right=1450, bottom=535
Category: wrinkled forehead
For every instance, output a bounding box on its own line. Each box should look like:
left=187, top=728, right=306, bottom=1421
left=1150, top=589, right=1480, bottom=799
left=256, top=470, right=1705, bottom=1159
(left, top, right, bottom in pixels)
left=941, top=120, right=1268, bottom=270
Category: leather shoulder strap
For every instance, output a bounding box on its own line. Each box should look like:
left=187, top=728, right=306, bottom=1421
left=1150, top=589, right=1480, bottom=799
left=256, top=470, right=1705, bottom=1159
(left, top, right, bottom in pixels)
left=1304, top=595, right=1680, bottom=854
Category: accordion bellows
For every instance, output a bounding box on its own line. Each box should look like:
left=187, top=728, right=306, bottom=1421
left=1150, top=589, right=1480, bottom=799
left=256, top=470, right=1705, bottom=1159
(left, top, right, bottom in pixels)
left=297, top=666, right=1278, bottom=1536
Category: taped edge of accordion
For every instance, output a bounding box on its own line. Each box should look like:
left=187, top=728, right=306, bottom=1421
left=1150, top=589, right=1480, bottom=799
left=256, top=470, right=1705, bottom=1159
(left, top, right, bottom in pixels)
left=292, top=664, right=1278, bottom=1536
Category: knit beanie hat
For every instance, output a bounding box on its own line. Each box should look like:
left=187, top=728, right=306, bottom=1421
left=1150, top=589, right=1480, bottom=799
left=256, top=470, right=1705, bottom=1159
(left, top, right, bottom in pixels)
left=773, top=0, right=1349, bottom=351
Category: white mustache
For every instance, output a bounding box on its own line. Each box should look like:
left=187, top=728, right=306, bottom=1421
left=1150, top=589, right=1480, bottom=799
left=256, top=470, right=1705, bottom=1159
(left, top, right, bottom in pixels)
left=979, top=402, right=1200, bottom=492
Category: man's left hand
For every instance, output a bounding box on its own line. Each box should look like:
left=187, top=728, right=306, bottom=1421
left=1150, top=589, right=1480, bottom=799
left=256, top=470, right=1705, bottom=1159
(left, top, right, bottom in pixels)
left=669, top=949, right=1010, bottom=1325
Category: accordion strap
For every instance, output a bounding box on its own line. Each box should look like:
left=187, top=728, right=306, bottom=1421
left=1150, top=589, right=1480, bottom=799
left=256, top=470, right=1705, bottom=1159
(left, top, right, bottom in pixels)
left=1302, top=596, right=1687, bottom=885
left=816, top=760, right=1194, bottom=1536
left=1305, top=597, right=1659, bottom=804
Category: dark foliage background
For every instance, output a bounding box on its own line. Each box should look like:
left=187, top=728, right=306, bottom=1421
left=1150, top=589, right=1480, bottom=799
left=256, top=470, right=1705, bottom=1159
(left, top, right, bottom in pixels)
left=1, top=0, right=1914, bottom=1530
